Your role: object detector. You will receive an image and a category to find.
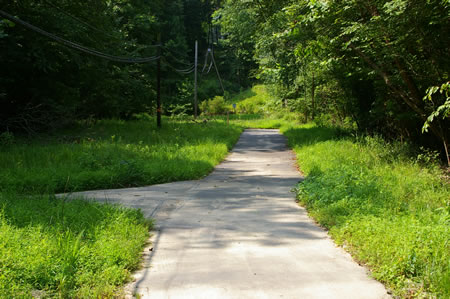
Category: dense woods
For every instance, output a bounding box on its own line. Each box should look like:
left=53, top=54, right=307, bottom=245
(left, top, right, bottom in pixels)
left=0, top=0, right=229, bottom=132
left=216, top=0, right=450, bottom=164
left=1, top=0, right=449, bottom=162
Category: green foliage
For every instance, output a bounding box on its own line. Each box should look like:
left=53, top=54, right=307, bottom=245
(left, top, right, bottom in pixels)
left=0, top=194, right=151, bottom=297
left=0, top=0, right=219, bottom=133
left=0, top=131, right=14, bottom=146
left=231, top=85, right=271, bottom=114
left=217, top=0, right=450, bottom=160
left=283, top=124, right=449, bottom=297
left=416, top=146, right=441, bottom=166
left=168, top=103, right=193, bottom=120
left=200, top=96, right=230, bottom=115
left=423, top=82, right=450, bottom=133
left=227, top=88, right=256, bottom=103
left=213, top=1, right=260, bottom=87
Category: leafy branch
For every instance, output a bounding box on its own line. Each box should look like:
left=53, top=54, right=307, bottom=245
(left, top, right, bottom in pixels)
left=422, top=82, right=450, bottom=133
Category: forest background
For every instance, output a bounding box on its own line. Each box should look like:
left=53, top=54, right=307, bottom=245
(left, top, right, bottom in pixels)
left=1, top=0, right=449, bottom=164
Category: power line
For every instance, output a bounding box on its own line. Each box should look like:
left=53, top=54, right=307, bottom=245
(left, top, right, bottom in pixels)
left=210, top=48, right=225, bottom=93
left=206, top=60, right=213, bottom=74
left=203, top=49, right=214, bottom=74
left=162, top=58, right=195, bottom=73
left=45, top=1, right=161, bottom=49
left=0, top=10, right=160, bottom=63
left=161, top=57, right=195, bottom=74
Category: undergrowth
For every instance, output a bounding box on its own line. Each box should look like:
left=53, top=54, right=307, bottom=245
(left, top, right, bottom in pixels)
left=228, top=85, right=270, bottom=114
left=282, top=124, right=449, bottom=298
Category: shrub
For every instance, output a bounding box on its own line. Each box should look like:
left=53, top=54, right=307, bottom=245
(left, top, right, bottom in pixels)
left=0, top=131, right=14, bottom=146
left=200, top=96, right=230, bottom=115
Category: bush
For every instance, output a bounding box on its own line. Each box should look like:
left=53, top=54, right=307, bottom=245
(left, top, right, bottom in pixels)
left=233, top=85, right=271, bottom=114
left=0, top=131, right=14, bottom=146
left=200, top=96, right=230, bottom=115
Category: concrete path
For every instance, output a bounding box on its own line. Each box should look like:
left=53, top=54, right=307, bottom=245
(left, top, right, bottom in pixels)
left=73, top=129, right=389, bottom=299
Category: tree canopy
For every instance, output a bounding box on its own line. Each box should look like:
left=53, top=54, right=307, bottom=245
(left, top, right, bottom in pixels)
left=216, top=0, right=449, bottom=163
left=0, top=0, right=223, bottom=132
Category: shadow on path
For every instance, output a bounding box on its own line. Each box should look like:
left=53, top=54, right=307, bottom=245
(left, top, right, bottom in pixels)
left=71, top=129, right=389, bottom=299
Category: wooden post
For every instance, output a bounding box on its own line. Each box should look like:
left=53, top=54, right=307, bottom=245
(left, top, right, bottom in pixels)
left=156, top=33, right=162, bottom=128
left=311, top=70, right=315, bottom=121
left=194, top=40, right=198, bottom=118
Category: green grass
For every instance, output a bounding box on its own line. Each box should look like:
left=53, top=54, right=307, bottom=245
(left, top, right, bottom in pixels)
left=228, top=87, right=257, bottom=103
left=0, top=194, right=151, bottom=297
left=207, top=114, right=287, bottom=129
left=281, top=124, right=449, bottom=298
left=0, top=118, right=243, bottom=297
left=3, top=108, right=448, bottom=298
left=231, top=117, right=286, bottom=129
left=0, top=119, right=242, bottom=194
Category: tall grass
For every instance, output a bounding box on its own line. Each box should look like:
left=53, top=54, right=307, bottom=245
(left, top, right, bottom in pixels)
left=0, top=119, right=242, bottom=194
left=282, top=124, right=449, bottom=297
left=0, top=194, right=151, bottom=297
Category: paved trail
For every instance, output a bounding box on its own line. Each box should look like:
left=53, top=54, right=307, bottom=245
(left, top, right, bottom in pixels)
left=75, top=129, right=389, bottom=299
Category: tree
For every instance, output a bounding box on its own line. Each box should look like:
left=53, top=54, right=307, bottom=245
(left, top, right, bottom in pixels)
left=0, top=0, right=221, bottom=132
left=217, top=0, right=450, bottom=161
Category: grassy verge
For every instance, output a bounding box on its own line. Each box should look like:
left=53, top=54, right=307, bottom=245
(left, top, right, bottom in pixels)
left=281, top=124, right=449, bottom=298
left=0, top=119, right=242, bottom=194
left=0, top=194, right=151, bottom=297
left=185, top=109, right=449, bottom=297
left=0, top=119, right=243, bottom=297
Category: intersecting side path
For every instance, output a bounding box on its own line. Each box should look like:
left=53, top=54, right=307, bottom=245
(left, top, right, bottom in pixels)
left=75, top=129, right=390, bottom=299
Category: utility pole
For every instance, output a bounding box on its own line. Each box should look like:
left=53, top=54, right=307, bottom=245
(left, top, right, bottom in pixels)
left=194, top=40, right=198, bottom=118
left=311, top=70, right=315, bottom=121
left=156, top=33, right=162, bottom=128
